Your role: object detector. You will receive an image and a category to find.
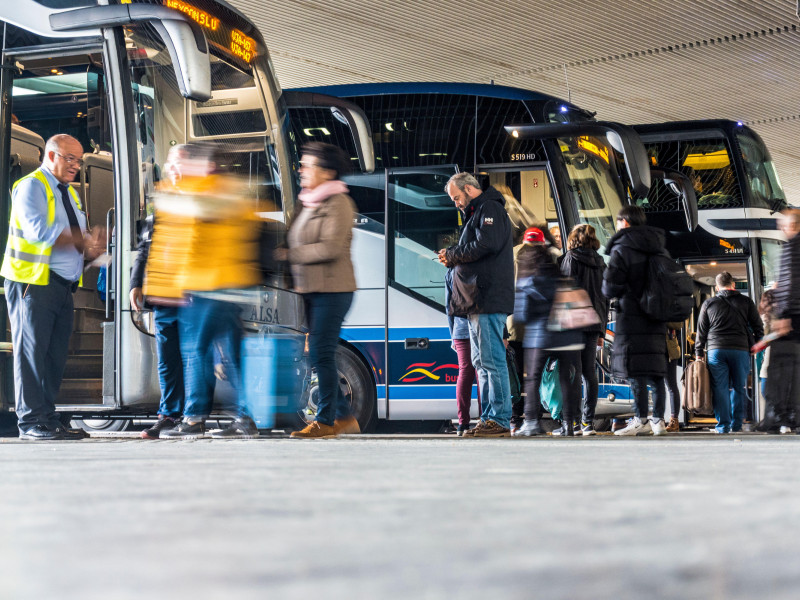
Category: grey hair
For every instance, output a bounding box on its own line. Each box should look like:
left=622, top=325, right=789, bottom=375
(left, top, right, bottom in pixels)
left=445, top=172, right=480, bottom=193
left=44, top=134, right=78, bottom=160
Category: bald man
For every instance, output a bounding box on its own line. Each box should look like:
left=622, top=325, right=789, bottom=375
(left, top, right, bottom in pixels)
left=1, top=134, right=103, bottom=440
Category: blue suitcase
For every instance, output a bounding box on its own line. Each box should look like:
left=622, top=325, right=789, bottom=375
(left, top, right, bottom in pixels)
left=241, top=333, right=306, bottom=429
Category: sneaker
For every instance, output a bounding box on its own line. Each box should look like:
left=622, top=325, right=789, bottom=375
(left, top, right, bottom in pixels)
left=614, top=417, right=652, bottom=436
left=462, top=421, right=486, bottom=437
left=611, top=418, right=629, bottom=433
left=471, top=420, right=511, bottom=438
left=141, top=416, right=180, bottom=440
left=651, top=419, right=667, bottom=436
left=580, top=422, right=596, bottom=436
left=19, top=424, right=62, bottom=441
left=211, top=417, right=260, bottom=439
left=708, top=427, right=729, bottom=434
left=666, top=417, right=680, bottom=433
left=779, top=425, right=793, bottom=435
left=513, top=419, right=543, bottom=437
left=160, top=420, right=206, bottom=439
left=290, top=421, right=337, bottom=439
left=52, top=425, right=89, bottom=440
left=551, top=422, right=575, bottom=437
left=333, top=415, right=361, bottom=435
left=456, top=423, right=470, bottom=437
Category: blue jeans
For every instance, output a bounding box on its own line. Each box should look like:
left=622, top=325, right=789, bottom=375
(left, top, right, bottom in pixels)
left=468, top=313, right=511, bottom=429
left=5, top=278, right=74, bottom=432
left=707, top=349, right=750, bottom=433
left=179, top=296, right=244, bottom=420
left=154, top=305, right=184, bottom=418
left=304, top=292, right=353, bottom=426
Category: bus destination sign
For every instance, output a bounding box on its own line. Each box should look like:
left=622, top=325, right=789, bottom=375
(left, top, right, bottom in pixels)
left=160, top=0, right=257, bottom=65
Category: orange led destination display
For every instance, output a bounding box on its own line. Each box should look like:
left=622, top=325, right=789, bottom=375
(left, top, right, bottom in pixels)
left=160, top=0, right=257, bottom=65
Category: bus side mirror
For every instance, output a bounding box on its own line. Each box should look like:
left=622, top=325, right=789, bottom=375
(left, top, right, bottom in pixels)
left=651, top=168, right=699, bottom=232
left=50, top=4, right=212, bottom=102
left=283, top=91, right=375, bottom=173
left=505, top=121, right=651, bottom=198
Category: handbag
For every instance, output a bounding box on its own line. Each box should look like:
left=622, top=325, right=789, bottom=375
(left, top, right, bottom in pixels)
left=547, top=282, right=601, bottom=332
left=539, top=357, right=563, bottom=421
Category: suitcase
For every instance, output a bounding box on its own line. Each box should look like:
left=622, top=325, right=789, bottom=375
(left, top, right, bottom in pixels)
left=241, top=333, right=306, bottom=429
left=681, top=358, right=713, bottom=416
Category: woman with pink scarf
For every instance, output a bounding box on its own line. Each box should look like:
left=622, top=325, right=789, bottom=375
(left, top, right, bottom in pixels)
left=283, top=143, right=359, bottom=439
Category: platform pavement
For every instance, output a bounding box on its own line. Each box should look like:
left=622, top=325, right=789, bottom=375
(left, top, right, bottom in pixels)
left=1, top=435, right=799, bottom=599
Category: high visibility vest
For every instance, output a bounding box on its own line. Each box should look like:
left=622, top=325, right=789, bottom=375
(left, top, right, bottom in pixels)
left=0, top=169, right=83, bottom=285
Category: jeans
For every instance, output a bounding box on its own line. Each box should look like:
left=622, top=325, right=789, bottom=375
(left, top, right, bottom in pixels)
left=666, top=358, right=681, bottom=419
left=154, top=305, right=184, bottom=418
left=453, top=338, right=479, bottom=426
left=5, top=278, right=74, bottom=432
left=578, top=333, right=600, bottom=423
left=304, top=292, right=353, bottom=426
left=179, top=296, right=244, bottom=420
left=468, top=313, right=511, bottom=429
left=629, top=376, right=667, bottom=421
left=707, top=348, right=750, bottom=433
left=524, top=348, right=581, bottom=422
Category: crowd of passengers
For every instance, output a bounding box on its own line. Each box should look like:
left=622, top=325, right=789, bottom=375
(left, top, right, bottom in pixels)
left=5, top=137, right=800, bottom=440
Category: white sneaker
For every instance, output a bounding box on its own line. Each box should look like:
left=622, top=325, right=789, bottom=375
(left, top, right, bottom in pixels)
left=780, top=425, right=793, bottom=435
left=651, top=419, right=667, bottom=436
left=614, top=417, right=652, bottom=436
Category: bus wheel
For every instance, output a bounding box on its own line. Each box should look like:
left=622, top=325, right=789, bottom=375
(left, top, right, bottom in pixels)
left=338, top=345, right=377, bottom=433
left=298, top=345, right=377, bottom=433
left=69, top=417, right=132, bottom=433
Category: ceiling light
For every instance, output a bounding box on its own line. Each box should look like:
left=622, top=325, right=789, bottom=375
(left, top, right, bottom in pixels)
left=385, top=122, right=394, bottom=132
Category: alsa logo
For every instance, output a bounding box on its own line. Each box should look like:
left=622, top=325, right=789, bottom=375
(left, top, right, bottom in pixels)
left=399, top=362, right=459, bottom=383
left=483, top=217, right=494, bottom=225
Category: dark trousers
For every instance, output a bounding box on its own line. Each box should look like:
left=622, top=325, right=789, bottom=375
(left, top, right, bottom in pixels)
left=6, top=278, right=74, bottom=432
left=453, top=337, right=479, bottom=426
left=629, top=376, right=667, bottom=421
left=154, top=305, right=184, bottom=418
left=509, top=340, right=524, bottom=427
left=763, top=339, right=800, bottom=428
left=578, top=333, right=600, bottom=423
left=666, top=358, right=681, bottom=418
left=523, top=348, right=581, bottom=422
left=304, top=292, right=353, bottom=426
left=179, top=296, right=243, bottom=420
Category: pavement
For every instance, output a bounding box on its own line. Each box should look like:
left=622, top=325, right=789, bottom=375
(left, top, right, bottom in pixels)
left=1, top=433, right=800, bottom=599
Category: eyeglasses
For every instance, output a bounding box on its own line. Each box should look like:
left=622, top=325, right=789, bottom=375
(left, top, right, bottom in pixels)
left=56, top=152, right=84, bottom=167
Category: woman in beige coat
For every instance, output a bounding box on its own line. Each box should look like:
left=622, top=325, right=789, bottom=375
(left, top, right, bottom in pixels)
left=284, top=143, right=359, bottom=439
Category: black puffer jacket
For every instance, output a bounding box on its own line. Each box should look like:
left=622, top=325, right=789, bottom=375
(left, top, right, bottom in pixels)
left=559, top=247, right=607, bottom=335
left=601, top=226, right=668, bottom=378
left=445, top=187, right=514, bottom=316
left=695, top=289, right=763, bottom=354
left=774, top=233, right=800, bottom=319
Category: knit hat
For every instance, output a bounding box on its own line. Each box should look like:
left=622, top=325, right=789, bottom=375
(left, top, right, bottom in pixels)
left=522, top=227, right=545, bottom=245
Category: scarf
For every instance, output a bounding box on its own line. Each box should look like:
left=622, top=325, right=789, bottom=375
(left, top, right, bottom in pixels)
left=298, top=180, right=349, bottom=209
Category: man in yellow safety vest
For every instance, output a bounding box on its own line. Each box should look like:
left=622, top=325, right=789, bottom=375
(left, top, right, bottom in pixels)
left=1, top=134, right=104, bottom=440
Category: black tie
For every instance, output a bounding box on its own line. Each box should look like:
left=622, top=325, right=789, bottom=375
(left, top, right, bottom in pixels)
left=57, top=183, right=81, bottom=231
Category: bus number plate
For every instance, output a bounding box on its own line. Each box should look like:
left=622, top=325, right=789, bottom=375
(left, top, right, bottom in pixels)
left=510, top=153, right=537, bottom=161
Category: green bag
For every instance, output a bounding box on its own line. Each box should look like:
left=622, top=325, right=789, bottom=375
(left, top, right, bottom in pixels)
left=539, top=357, right=563, bottom=421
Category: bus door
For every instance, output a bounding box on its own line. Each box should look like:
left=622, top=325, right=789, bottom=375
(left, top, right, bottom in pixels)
left=384, top=166, right=460, bottom=419
left=1, top=44, right=115, bottom=417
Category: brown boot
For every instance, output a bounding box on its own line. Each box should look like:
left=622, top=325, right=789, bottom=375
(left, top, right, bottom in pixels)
left=290, top=421, right=337, bottom=439
left=333, top=415, right=361, bottom=435
left=666, top=417, right=680, bottom=432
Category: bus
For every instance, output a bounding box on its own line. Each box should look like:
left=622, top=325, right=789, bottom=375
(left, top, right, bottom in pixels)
left=286, top=82, right=690, bottom=428
left=0, top=0, right=375, bottom=431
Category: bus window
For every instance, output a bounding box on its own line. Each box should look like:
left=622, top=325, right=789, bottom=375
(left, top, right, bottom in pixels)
left=761, top=239, right=783, bottom=289
left=476, top=96, right=538, bottom=165
left=737, top=134, right=786, bottom=211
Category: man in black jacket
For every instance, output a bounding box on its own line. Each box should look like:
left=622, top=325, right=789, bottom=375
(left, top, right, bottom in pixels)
left=602, top=205, right=669, bottom=436
left=439, top=173, right=514, bottom=437
left=696, top=271, right=763, bottom=433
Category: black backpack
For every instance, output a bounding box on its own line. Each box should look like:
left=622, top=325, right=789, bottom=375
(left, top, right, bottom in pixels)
left=640, top=253, right=694, bottom=321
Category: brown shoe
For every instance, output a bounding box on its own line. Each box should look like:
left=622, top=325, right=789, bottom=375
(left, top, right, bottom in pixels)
left=333, top=415, right=361, bottom=435
left=462, top=421, right=486, bottom=437
left=666, top=417, right=680, bottom=433
left=290, top=422, right=337, bottom=439
left=472, top=420, right=511, bottom=438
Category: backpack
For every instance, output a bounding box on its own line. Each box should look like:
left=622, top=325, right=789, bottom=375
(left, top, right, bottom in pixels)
left=640, top=254, right=694, bottom=321
left=681, top=358, right=713, bottom=415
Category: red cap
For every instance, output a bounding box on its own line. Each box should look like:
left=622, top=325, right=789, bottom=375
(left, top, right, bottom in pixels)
left=522, top=227, right=545, bottom=245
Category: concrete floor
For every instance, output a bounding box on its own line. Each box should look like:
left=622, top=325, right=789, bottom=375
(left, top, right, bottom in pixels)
left=1, top=433, right=799, bottom=600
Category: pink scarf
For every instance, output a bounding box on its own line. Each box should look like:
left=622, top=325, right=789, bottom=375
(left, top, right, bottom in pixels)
left=298, top=180, right=349, bottom=209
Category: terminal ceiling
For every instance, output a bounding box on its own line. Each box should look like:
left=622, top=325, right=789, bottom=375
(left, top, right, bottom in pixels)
left=231, top=0, right=800, bottom=204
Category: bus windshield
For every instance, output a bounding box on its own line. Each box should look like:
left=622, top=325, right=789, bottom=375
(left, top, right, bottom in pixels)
left=556, top=135, right=626, bottom=254
left=737, top=134, right=787, bottom=211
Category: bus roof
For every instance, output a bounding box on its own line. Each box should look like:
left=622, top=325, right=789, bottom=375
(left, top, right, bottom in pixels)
left=291, top=81, right=570, bottom=103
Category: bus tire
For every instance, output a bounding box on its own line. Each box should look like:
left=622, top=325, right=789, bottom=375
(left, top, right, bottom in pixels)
left=338, top=345, right=377, bottom=433
left=70, top=417, right=132, bottom=433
